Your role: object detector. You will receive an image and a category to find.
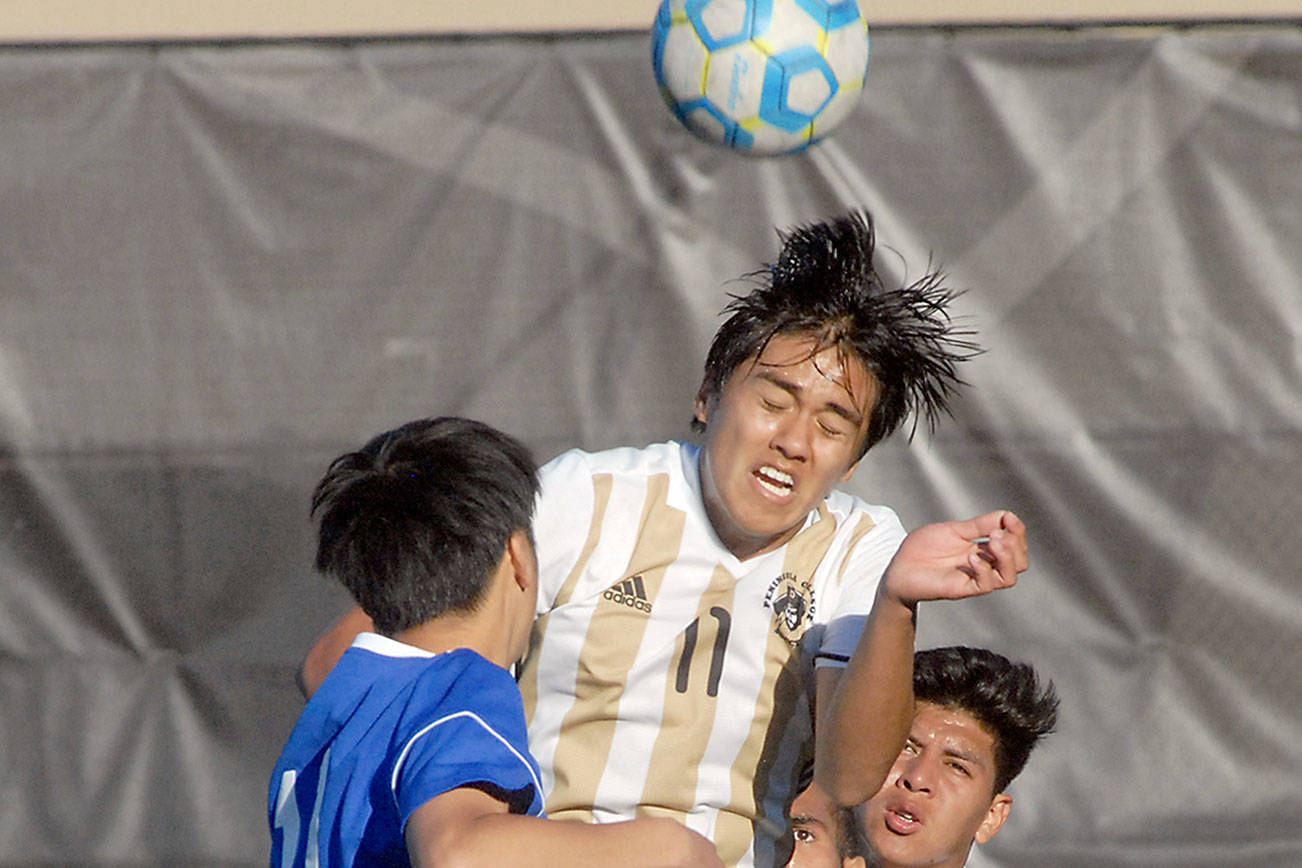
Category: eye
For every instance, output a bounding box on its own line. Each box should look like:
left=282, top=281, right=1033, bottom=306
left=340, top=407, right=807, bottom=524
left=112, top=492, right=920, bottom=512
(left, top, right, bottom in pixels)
left=946, top=761, right=971, bottom=776
left=793, top=827, right=815, bottom=844
left=818, top=420, right=848, bottom=438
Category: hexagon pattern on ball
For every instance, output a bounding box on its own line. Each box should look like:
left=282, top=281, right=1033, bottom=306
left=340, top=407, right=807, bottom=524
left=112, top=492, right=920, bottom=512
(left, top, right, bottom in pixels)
left=651, top=0, right=870, bottom=155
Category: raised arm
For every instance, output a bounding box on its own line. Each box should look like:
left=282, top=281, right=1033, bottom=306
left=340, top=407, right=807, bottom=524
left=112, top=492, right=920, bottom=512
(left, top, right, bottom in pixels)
left=297, top=605, right=373, bottom=697
left=406, top=787, right=723, bottom=868
left=814, top=510, right=1027, bottom=806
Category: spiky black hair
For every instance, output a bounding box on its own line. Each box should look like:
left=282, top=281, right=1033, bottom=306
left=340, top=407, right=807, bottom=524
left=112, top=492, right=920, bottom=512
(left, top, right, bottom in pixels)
left=913, top=646, right=1060, bottom=794
left=694, top=209, right=981, bottom=455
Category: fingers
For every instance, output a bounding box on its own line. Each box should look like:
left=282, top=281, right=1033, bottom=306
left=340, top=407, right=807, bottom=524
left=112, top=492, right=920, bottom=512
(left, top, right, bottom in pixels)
left=997, top=509, right=1027, bottom=538
left=946, top=509, right=1019, bottom=550
left=884, top=510, right=1029, bottom=604
left=961, top=510, right=1028, bottom=595
left=963, top=508, right=1024, bottom=541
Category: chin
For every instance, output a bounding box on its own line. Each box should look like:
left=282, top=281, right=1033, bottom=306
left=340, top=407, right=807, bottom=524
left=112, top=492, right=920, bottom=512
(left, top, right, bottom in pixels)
left=868, top=838, right=939, bottom=868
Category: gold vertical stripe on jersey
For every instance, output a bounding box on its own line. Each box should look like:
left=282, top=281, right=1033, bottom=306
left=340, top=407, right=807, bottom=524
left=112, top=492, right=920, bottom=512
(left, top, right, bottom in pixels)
left=834, top=512, right=878, bottom=587
left=636, top=563, right=737, bottom=826
left=545, top=472, right=684, bottom=822
left=520, top=473, right=613, bottom=727
left=720, top=507, right=841, bottom=862
left=715, top=809, right=764, bottom=868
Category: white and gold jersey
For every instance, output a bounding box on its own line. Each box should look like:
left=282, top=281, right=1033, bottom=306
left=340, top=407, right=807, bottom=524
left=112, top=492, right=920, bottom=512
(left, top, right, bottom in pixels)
left=518, top=441, right=905, bottom=868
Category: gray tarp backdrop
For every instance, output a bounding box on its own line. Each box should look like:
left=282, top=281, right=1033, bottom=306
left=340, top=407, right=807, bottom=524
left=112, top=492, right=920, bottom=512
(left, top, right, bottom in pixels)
left=1, top=20, right=1299, bottom=867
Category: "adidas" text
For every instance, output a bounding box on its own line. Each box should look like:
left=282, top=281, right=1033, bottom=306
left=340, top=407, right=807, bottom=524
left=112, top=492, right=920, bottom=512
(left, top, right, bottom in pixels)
left=603, top=575, right=652, bottom=613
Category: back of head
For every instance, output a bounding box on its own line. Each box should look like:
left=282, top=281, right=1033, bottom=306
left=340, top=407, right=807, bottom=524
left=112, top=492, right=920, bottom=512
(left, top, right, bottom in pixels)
left=695, top=209, right=981, bottom=455
left=311, top=417, right=539, bottom=635
left=913, top=646, right=1059, bottom=794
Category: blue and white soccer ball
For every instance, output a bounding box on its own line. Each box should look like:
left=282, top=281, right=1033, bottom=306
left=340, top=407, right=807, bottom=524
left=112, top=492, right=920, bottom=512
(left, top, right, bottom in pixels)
left=651, top=0, right=870, bottom=156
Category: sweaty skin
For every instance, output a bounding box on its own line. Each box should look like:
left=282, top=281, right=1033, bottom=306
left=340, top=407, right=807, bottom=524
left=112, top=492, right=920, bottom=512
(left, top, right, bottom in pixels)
left=857, top=702, right=1012, bottom=868
left=695, top=334, right=876, bottom=561
left=785, top=782, right=865, bottom=868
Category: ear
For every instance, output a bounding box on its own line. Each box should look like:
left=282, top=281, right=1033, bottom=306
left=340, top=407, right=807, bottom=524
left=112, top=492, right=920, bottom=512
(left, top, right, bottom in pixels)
left=693, top=387, right=711, bottom=427
left=505, top=529, right=537, bottom=593
left=973, top=792, right=1012, bottom=844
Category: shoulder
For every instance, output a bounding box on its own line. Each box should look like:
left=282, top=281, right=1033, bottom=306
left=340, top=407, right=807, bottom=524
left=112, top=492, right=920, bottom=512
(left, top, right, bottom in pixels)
left=821, top=488, right=906, bottom=539
left=400, top=651, right=532, bottom=758
left=539, top=440, right=692, bottom=482
left=393, top=651, right=543, bottom=817
left=532, top=441, right=702, bottom=592
left=537, top=441, right=697, bottom=510
left=414, top=648, right=520, bottom=706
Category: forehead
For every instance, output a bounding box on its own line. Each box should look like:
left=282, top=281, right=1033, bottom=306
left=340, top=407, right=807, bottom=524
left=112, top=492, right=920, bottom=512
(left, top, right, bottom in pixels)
left=743, top=333, right=876, bottom=408
left=912, top=702, right=997, bottom=763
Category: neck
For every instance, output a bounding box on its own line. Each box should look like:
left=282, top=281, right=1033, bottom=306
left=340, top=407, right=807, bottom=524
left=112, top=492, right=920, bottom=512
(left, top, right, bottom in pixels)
left=391, top=610, right=514, bottom=669
left=708, top=506, right=799, bottom=561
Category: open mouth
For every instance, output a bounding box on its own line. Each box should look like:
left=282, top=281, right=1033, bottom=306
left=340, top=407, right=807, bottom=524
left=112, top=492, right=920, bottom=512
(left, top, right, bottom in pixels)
left=754, top=465, right=794, bottom=497
left=884, top=807, right=922, bottom=835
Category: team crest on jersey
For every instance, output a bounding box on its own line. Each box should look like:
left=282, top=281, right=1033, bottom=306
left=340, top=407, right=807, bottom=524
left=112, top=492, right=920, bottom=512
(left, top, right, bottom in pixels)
left=602, top=574, right=653, bottom=614
left=764, top=572, right=815, bottom=644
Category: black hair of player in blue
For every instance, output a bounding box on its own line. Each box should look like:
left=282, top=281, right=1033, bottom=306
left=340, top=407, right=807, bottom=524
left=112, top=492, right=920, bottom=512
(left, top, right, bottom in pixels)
left=912, top=646, right=1060, bottom=794
left=311, top=417, right=539, bottom=636
left=693, top=209, right=981, bottom=458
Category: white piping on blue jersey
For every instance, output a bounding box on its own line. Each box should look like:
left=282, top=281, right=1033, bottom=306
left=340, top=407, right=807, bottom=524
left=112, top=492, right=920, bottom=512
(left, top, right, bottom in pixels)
left=390, top=710, right=544, bottom=814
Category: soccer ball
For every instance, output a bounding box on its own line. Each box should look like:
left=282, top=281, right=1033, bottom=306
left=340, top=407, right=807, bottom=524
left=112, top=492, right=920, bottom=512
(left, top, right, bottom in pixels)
left=651, top=0, right=870, bottom=156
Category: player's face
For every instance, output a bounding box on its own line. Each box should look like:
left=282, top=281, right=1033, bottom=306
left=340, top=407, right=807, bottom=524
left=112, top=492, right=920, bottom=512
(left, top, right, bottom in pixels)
left=857, top=702, right=1012, bottom=868
left=785, top=782, right=866, bottom=868
left=695, top=333, right=875, bottom=560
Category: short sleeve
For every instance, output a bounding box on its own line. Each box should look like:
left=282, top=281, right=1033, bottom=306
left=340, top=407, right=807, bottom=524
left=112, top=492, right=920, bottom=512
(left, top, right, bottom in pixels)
left=815, top=507, right=907, bottom=668
left=391, top=658, right=545, bottom=823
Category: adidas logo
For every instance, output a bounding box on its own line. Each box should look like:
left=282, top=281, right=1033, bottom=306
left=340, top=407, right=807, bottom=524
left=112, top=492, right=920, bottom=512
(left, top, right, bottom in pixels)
left=602, top=575, right=652, bottom=613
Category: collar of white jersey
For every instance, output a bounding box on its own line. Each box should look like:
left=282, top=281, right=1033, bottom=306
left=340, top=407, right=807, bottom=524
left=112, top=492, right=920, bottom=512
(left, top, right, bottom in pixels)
left=351, top=631, right=437, bottom=659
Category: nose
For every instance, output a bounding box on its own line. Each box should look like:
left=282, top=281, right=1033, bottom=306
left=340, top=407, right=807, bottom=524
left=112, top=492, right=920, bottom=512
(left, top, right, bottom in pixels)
left=769, top=413, right=810, bottom=462
left=897, top=756, right=934, bottom=794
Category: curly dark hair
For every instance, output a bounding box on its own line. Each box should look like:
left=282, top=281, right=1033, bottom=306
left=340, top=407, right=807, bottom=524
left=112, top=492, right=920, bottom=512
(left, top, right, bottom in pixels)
left=913, top=646, right=1060, bottom=794
left=693, top=209, right=980, bottom=457
left=311, top=417, right=538, bottom=635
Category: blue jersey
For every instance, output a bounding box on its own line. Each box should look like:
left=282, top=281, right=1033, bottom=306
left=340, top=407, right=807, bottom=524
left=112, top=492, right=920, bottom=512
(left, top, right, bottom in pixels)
left=269, top=635, right=544, bottom=868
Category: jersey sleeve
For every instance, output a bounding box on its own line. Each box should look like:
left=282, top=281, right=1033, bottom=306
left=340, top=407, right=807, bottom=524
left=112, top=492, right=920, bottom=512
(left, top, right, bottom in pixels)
left=814, top=507, right=907, bottom=668
left=532, top=448, right=598, bottom=612
left=391, top=661, right=545, bottom=824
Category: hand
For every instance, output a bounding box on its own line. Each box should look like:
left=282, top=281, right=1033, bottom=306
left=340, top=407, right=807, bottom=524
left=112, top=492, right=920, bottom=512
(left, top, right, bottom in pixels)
left=881, top=510, right=1027, bottom=607
left=647, top=818, right=725, bottom=868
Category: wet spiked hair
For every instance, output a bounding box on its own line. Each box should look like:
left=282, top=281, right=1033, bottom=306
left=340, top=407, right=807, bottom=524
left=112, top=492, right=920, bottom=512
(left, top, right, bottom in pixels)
left=693, top=209, right=980, bottom=456
left=311, top=417, right=538, bottom=636
left=913, top=646, right=1060, bottom=794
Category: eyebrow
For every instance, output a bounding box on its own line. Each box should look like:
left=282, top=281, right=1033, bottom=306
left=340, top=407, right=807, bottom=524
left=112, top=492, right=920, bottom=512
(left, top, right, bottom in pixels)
left=943, top=746, right=984, bottom=766
left=755, top=369, right=866, bottom=427
left=907, top=735, right=987, bottom=768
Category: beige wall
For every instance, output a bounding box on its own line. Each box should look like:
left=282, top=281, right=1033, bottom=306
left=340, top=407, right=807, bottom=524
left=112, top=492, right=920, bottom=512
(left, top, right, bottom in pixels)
left=0, top=0, right=1295, bottom=43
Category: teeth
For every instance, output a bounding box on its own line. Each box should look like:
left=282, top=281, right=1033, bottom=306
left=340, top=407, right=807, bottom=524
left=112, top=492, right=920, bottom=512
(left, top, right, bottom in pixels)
left=757, top=466, right=793, bottom=494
